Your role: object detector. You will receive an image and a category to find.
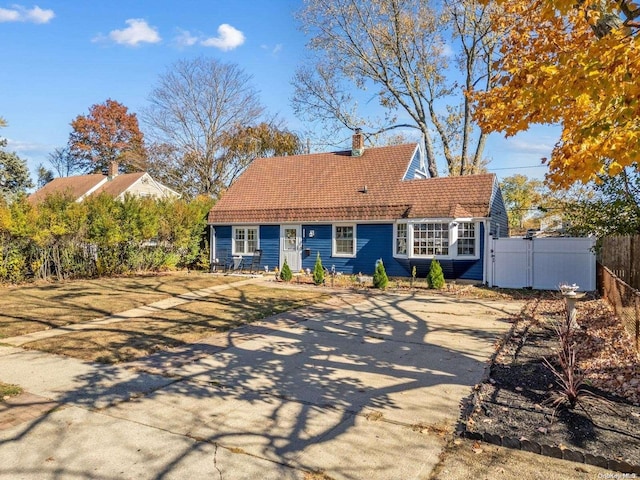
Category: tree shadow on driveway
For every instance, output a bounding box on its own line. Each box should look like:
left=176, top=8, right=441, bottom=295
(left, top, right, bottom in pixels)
left=0, top=291, right=521, bottom=480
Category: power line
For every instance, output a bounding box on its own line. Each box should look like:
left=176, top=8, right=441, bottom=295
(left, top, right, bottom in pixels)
left=490, top=165, right=547, bottom=171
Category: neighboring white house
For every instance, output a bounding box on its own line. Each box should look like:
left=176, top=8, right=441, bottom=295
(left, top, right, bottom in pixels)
left=29, top=162, right=179, bottom=204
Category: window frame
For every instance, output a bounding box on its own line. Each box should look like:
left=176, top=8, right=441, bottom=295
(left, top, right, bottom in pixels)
left=394, top=222, right=408, bottom=257
left=232, top=226, right=259, bottom=255
left=456, top=221, right=477, bottom=257
left=397, top=220, right=480, bottom=260
left=332, top=224, right=356, bottom=258
left=412, top=222, right=450, bottom=257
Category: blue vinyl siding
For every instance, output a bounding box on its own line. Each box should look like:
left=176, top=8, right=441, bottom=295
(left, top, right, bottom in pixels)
left=213, top=221, right=485, bottom=280
left=490, top=179, right=509, bottom=237
left=458, top=222, right=484, bottom=280
left=403, top=147, right=426, bottom=180
left=213, top=226, right=232, bottom=258
left=258, top=225, right=279, bottom=272
left=301, top=224, right=409, bottom=276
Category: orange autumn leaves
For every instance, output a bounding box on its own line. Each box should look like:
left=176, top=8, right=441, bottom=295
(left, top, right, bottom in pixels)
left=69, top=99, right=147, bottom=174
left=472, top=0, right=640, bottom=188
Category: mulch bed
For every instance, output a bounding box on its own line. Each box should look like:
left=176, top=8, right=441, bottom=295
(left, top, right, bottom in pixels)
left=463, top=294, right=640, bottom=473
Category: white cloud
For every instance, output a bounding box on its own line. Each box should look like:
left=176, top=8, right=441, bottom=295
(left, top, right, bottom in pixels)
left=174, top=28, right=198, bottom=48
left=509, top=139, right=555, bottom=155
left=0, top=4, right=54, bottom=23
left=260, top=43, right=283, bottom=56
left=5, top=137, right=52, bottom=155
left=201, top=23, right=244, bottom=51
left=106, top=18, right=161, bottom=46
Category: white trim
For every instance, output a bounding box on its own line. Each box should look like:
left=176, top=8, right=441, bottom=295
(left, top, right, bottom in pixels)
left=208, top=219, right=397, bottom=226
left=210, top=226, right=217, bottom=267
left=232, top=226, right=259, bottom=256
left=77, top=178, right=108, bottom=202
left=454, top=221, right=480, bottom=258
left=332, top=223, right=356, bottom=258
left=393, top=221, right=409, bottom=258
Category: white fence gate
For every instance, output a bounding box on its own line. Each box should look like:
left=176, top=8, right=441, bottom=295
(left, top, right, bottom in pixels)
left=488, top=237, right=596, bottom=291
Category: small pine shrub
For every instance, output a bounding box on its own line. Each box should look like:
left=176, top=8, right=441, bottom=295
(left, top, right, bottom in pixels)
left=426, top=259, right=445, bottom=289
left=280, top=259, right=293, bottom=282
left=373, top=259, right=389, bottom=289
left=313, top=252, right=324, bottom=285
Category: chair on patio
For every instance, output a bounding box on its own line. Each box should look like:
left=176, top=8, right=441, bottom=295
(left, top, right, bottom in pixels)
left=229, top=255, right=244, bottom=273
left=210, top=249, right=232, bottom=272
left=247, top=249, right=263, bottom=274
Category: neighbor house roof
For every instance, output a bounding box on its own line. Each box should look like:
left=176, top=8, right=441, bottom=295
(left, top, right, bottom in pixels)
left=92, top=172, right=146, bottom=197
left=29, top=170, right=179, bottom=204
left=208, top=143, right=497, bottom=224
left=28, top=174, right=106, bottom=204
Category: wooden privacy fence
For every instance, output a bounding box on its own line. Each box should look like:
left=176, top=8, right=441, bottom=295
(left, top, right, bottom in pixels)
left=599, top=235, right=640, bottom=290
left=598, top=263, right=640, bottom=353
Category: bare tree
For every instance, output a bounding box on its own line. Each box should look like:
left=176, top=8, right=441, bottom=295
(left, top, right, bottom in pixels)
left=142, top=57, right=265, bottom=197
left=293, top=0, right=499, bottom=176
left=48, top=146, right=85, bottom=177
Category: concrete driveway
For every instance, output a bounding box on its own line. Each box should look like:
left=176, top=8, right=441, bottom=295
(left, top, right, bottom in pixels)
left=0, top=289, right=522, bottom=479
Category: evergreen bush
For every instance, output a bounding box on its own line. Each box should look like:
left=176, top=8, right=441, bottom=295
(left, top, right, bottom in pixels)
left=313, top=252, right=324, bottom=285
left=426, top=259, right=445, bottom=289
left=280, top=259, right=293, bottom=282
left=373, top=258, right=388, bottom=289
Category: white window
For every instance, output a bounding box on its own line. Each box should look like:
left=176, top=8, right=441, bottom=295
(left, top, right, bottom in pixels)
left=333, top=224, right=355, bottom=257
left=395, top=223, right=407, bottom=256
left=233, top=227, right=258, bottom=255
left=413, top=223, right=449, bottom=256
left=457, top=222, right=476, bottom=256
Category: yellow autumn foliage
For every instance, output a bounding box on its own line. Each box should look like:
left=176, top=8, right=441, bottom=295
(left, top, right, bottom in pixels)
left=472, top=0, right=640, bottom=188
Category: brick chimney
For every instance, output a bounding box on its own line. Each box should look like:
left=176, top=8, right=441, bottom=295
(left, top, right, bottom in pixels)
left=108, top=161, right=119, bottom=179
left=351, top=128, right=364, bottom=157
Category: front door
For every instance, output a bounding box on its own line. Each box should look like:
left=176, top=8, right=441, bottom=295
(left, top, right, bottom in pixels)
left=280, top=225, right=302, bottom=272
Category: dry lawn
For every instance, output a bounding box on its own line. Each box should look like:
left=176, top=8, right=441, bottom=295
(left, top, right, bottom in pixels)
left=24, top=284, right=329, bottom=363
left=0, top=272, right=243, bottom=339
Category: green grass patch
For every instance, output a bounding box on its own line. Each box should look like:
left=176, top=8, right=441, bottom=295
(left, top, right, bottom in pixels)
left=0, top=382, right=22, bottom=400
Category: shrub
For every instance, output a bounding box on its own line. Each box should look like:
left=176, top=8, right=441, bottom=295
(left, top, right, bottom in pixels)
left=313, top=252, right=324, bottom=285
left=373, top=258, right=388, bottom=289
left=280, top=259, right=293, bottom=282
left=426, top=259, right=445, bottom=289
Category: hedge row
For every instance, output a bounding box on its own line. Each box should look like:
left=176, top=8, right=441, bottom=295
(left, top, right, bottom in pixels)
left=0, top=193, right=214, bottom=283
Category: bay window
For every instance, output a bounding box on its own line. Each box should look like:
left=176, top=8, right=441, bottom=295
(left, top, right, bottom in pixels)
left=394, top=221, right=479, bottom=258
left=413, top=223, right=449, bottom=256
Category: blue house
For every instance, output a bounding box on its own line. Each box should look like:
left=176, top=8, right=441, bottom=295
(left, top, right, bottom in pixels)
left=207, top=133, right=508, bottom=282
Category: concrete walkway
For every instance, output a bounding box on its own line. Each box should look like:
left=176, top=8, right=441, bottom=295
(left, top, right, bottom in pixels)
left=0, top=285, right=599, bottom=479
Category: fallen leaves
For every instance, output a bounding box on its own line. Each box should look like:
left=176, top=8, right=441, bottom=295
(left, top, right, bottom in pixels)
left=527, top=297, right=640, bottom=405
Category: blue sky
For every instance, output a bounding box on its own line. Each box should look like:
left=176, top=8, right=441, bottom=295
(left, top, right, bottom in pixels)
left=0, top=1, right=556, bottom=183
